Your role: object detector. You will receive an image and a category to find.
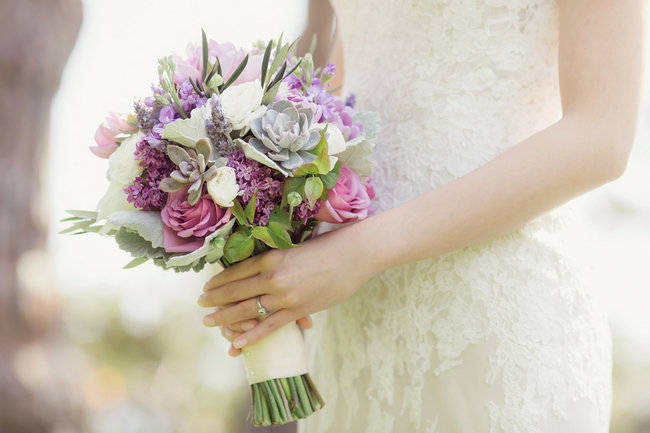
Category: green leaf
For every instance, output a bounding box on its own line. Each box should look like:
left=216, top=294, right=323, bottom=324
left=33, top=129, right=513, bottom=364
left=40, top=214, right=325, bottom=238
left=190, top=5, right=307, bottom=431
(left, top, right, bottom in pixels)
left=231, top=199, right=247, bottom=225
left=65, top=209, right=99, bottom=220
left=107, top=211, right=165, bottom=248
left=336, top=138, right=374, bottom=176
left=304, top=177, right=323, bottom=210
left=267, top=222, right=297, bottom=249
left=308, top=34, right=318, bottom=56
left=201, top=29, right=209, bottom=82
left=244, top=190, right=258, bottom=223
left=164, top=218, right=235, bottom=267
left=262, top=59, right=303, bottom=106
left=260, top=39, right=273, bottom=88
left=124, top=256, right=149, bottom=269
left=320, top=160, right=342, bottom=190
left=221, top=54, right=249, bottom=92
left=281, top=177, right=306, bottom=207
left=251, top=226, right=278, bottom=248
left=115, top=228, right=166, bottom=259
left=161, top=104, right=211, bottom=148
left=223, top=229, right=255, bottom=263
left=269, top=205, right=291, bottom=229
left=235, top=138, right=290, bottom=176
left=293, top=130, right=330, bottom=176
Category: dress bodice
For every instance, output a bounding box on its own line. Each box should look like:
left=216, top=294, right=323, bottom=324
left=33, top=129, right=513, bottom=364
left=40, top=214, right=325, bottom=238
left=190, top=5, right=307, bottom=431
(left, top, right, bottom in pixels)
left=330, top=0, right=561, bottom=211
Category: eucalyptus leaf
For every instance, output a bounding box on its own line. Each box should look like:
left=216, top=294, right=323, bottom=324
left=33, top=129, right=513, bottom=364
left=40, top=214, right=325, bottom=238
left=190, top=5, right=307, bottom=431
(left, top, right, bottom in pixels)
left=124, top=256, right=149, bottom=269
left=65, top=210, right=99, bottom=220
left=115, top=228, right=166, bottom=259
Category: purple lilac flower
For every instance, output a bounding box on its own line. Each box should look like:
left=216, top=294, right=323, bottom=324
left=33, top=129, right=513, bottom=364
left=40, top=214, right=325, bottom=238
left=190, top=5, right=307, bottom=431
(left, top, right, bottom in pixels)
left=345, top=93, right=356, bottom=108
left=159, top=106, right=176, bottom=124
left=124, top=138, right=176, bottom=211
left=322, top=63, right=336, bottom=77
left=286, top=84, right=364, bottom=140
left=226, top=150, right=320, bottom=226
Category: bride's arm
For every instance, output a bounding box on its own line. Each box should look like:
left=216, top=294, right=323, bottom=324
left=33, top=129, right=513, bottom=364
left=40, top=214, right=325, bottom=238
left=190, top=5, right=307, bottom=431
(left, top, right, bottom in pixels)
left=200, top=0, right=647, bottom=351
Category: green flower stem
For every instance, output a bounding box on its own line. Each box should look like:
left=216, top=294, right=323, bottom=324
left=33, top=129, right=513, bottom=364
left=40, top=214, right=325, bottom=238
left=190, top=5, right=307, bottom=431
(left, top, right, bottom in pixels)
left=294, top=376, right=314, bottom=416
left=262, top=381, right=282, bottom=424
left=256, top=383, right=272, bottom=426
left=275, top=378, right=293, bottom=421
left=288, top=376, right=305, bottom=419
left=304, top=374, right=324, bottom=409
left=252, top=384, right=265, bottom=425
left=269, top=379, right=289, bottom=423
left=280, top=377, right=291, bottom=399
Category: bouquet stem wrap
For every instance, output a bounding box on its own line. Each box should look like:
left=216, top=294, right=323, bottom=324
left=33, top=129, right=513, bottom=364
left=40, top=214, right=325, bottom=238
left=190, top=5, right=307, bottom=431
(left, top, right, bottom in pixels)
left=243, top=323, right=324, bottom=425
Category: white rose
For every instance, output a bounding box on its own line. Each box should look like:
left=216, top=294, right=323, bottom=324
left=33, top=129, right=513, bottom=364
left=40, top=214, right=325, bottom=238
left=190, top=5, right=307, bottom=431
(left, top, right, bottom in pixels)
left=206, top=166, right=240, bottom=207
left=326, top=124, right=347, bottom=155
left=221, top=79, right=266, bottom=131
left=107, top=131, right=144, bottom=184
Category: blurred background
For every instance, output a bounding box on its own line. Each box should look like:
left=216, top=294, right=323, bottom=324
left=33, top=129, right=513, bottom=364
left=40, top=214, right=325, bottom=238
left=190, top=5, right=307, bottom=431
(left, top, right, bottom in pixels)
left=1, top=0, right=648, bottom=432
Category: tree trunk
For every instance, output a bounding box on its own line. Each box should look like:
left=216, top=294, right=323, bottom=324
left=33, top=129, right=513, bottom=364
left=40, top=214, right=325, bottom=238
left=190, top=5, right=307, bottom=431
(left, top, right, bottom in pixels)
left=0, top=0, right=83, bottom=431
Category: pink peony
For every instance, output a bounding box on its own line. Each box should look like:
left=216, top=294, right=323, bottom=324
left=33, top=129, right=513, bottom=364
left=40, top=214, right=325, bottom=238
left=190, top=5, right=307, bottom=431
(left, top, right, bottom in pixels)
left=161, top=188, right=232, bottom=253
left=173, top=41, right=262, bottom=86
left=315, top=165, right=376, bottom=224
left=90, top=112, right=135, bottom=158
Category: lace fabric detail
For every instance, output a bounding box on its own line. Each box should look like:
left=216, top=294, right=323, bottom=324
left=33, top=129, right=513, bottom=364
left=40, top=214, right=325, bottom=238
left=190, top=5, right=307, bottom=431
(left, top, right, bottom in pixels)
left=299, top=1, right=612, bottom=432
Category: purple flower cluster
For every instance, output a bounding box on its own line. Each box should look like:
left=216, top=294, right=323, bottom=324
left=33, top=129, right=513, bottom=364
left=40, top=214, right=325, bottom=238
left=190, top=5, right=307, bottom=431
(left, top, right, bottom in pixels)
left=126, top=78, right=209, bottom=210
left=284, top=73, right=364, bottom=140
left=227, top=150, right=285, bottom=226
left=226, top=150, right=320, bottom=226
left=124, top=139, right=176, bottom=211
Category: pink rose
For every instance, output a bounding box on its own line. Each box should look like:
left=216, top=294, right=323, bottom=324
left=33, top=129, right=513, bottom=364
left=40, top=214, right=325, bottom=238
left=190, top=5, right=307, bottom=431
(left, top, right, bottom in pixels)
left=315, top=165, right=376, bottom=224
left=161, top=188, right=232, bottom=253
left=173, top=41, right=262, bottom=86
left=90, top=112, right=135, bottom=158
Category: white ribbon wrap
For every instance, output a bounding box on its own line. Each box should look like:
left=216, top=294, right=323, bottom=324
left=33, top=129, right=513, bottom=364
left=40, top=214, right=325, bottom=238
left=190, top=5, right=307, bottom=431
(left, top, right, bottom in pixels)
left=242, top=322, right=308, bottom=384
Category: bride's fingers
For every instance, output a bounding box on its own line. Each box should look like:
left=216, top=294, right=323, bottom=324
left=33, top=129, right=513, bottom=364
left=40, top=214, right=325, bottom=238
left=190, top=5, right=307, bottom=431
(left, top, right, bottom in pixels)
left=198, top=278, right=261, bottom=307
left=296, top=315, right=313, bottom=329
left=232, top=309, right=296, bottom=349
left=221, top=326, right=241, bottom=342
left=202, top=255, right=262, bottom=292
left=224, top=319, right=258, bottom=333
left=203, top=295, right=279, bottom=327
left=228, top=345, right=242, bottom=357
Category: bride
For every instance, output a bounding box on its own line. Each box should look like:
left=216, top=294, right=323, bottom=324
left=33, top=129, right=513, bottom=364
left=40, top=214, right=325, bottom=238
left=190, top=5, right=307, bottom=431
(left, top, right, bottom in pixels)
left=199, top=1, right=646, bottom=432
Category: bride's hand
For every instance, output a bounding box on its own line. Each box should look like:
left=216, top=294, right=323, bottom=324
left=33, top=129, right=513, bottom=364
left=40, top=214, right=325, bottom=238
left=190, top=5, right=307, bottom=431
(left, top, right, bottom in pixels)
left=198, top=227, right=377, bottom=353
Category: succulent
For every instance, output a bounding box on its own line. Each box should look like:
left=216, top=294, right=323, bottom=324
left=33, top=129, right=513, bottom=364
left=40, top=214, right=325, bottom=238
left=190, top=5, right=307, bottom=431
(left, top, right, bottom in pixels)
left=248, top=99, right=321, bottom=172
left=159, top=138, right=227, bottom=205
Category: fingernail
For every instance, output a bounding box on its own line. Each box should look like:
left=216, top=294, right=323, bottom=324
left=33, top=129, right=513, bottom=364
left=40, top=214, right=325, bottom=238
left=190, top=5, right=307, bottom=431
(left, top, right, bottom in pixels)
left=223, top=327, right=233, bottom=338
left=203, top=316, right=217, bottom=327
left=233, top=337, right=247, bottom=349
left=197, top=295, right=206, bottom=307
left=241, top=322, right=255, bottom=331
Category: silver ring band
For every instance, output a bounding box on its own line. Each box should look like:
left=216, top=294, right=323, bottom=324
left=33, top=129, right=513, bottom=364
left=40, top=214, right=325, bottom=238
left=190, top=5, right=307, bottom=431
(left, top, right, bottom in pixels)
left=256, top=295, right=269, bottom=316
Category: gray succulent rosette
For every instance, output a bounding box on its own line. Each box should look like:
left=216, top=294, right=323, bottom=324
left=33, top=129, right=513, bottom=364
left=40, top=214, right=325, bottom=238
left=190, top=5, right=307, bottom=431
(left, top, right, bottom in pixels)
left=247, top=99, right=321, bottom=173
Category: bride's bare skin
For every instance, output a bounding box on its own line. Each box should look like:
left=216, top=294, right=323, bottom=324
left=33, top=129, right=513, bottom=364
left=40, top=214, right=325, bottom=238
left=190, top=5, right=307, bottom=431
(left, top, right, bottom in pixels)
left=199, top=0, right=646, bottom=356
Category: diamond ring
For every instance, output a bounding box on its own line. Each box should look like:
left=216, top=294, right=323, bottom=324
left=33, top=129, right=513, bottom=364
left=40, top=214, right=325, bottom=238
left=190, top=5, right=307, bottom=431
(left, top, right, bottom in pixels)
left=256, top=295, right=269, bottom=317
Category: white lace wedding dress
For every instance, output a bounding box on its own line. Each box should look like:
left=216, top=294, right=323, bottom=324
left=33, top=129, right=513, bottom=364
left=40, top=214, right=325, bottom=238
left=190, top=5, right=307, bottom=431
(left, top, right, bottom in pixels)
left=299, top=1, right=612, bottom=433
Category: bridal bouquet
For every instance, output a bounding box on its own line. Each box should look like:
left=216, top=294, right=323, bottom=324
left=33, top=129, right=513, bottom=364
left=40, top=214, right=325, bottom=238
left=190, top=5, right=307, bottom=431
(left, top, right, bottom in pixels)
left=62, top=31, right=378, bottom=425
